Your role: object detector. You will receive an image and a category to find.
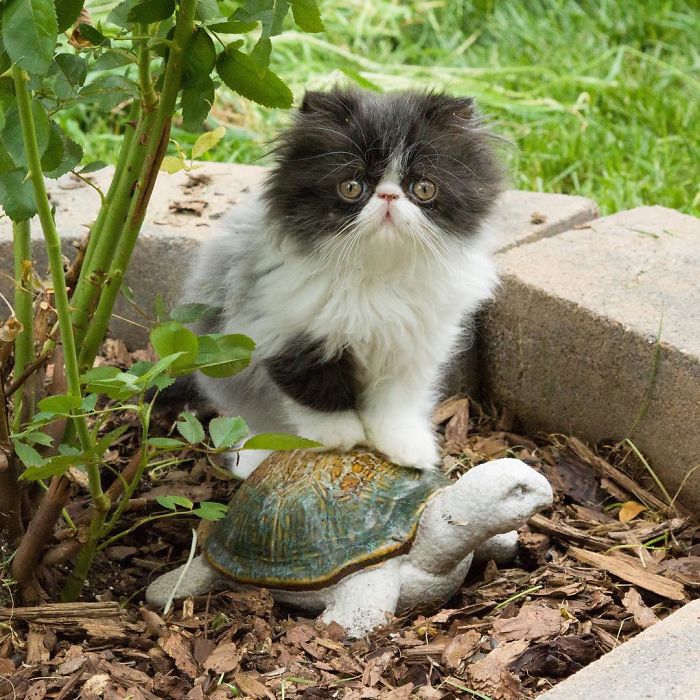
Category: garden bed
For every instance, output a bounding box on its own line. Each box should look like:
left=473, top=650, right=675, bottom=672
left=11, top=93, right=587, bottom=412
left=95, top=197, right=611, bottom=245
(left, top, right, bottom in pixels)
left=1, top=342, right=698, bottom=700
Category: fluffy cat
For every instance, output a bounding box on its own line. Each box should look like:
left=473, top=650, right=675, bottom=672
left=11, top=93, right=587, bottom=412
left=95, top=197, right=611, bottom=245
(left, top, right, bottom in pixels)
left=183, top=88, right=504, bottom=478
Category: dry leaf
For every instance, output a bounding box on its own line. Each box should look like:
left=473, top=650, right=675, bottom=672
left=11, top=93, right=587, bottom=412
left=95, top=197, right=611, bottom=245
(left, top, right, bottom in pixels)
left=441, top=630, right=481, bottom=669
left=492, top=605, right=563, bottom=642
left=233, top=672, right=273, bottom=699
left=203, top=642, right=240, bottom=674
left=618, top=500, right=647, bottom=523
left=621, top=589, right=659, bottom=629
left=468, top=640, right=529, bottom=700
left=160, top=631, right=198, bottom=678
left=25, top=680, right=47, bottom=700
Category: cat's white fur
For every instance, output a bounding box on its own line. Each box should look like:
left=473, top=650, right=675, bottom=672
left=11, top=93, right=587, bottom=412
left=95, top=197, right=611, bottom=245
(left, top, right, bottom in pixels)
left=183, top=170, right=499, bottom=478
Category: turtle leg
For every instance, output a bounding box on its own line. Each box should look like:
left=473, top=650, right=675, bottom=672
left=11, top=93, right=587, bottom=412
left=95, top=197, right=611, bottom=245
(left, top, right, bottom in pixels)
left=473, top=531, right=520, bottom=565
left=145, top=555, right=228, bottom=607
left=320, top=559, right=401, bottom=637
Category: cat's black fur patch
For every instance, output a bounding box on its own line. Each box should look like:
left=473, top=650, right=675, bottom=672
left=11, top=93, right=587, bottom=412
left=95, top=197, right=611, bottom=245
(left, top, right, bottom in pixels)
left=265, top=336, right=358, bottom=412
left=263, top=88, right=504, bottom=250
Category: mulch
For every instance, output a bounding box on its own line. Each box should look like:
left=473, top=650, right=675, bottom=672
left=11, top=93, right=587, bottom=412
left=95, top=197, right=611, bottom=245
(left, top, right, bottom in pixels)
left=1, top=340, right=698, bottom=700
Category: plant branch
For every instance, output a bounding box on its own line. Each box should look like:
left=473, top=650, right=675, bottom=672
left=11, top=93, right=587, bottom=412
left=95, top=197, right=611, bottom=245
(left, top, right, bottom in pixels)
left=12, top=220, right=34, bottom=425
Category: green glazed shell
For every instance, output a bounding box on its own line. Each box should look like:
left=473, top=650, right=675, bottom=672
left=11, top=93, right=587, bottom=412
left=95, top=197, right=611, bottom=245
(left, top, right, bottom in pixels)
left=205, top=449, right=449, bottom=589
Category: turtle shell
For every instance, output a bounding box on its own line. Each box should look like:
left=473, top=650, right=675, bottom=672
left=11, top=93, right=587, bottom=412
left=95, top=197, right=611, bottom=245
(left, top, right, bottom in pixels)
left=205, top=449, right=449, bottom=589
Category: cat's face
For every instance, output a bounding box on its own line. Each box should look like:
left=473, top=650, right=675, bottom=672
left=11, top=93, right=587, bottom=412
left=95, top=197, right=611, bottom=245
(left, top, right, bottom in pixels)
left=264, top=88, right=504, bottom=257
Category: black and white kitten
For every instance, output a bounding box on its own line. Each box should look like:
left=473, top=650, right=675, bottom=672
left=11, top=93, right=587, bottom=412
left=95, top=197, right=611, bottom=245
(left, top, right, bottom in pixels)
left=183, top=88, right=504, bottom=478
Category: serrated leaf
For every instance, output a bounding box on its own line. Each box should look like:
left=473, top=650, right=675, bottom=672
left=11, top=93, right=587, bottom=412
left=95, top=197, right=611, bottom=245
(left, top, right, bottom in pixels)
left=207, top=19, right=258, bottom=33
left=196, top=333, right=254, bottom=378
left=148, top=437, right=186, bottom=449
left=289, top=0, right=324, bottom=32
left=191, top=501, right=228, bottom=521
left=160, top=155, right=186, bottom=174
left=22, top=431, right=54, bottom=447
left=183, top=27, right=216, bottom=88
left=242, top=433, right=322, bottom=450
left=107, top=0, right=138, bottom=28
left=169, top=303, right=222, bottom=324
left=41, top=122, right=66, bottom=174
left=81, top=393, right=98, bottom=411
left=156, top=494, right=193, bottom=510
left=233, top=0, right=288, bottom=38
left=176, top=411, right=206, bottom=444
left=54, top=53, right=88, bottom=89
left=182, top=78, right=215, bottom=132
left=250, top=37, right=271, bottom=71
left=2, top=101, right=50, bottom=168
left=0, top=170, right=38, bottom=221
left=150, top=321, right=199, bottom=373
left=209, top=416, right=248, bottom=449
left=92, top=50, right=135, bottom=71
left=195, top=0, right=219, bottom=22
left=55, top=0, right=84, bottom=33
left=216, top=48, right=293, bottom=109
left=44, top=130, right=82, bottom=179
left=13, top=440, right=46, bottom=468
left=37, top=393, right=82, bottom=413
left=2, top=0, right=58, bottom=75
left=76, top=22, right=109, bottom=47
left=127, top=0, right=175, bottom=23
left=79, top=75, right=139, bottom=109
left=79, top=160, right=108, bottom=174
left=192, top=126, right=226, bottom=159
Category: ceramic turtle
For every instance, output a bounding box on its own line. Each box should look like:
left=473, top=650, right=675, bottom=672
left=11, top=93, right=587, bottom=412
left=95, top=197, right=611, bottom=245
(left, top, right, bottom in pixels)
left=146, top=450, right=552, bottom=636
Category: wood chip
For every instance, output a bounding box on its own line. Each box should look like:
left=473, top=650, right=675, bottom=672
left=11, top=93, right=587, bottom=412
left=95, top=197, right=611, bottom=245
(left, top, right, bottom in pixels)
left=569, top=547, right=686, bottom=600
left=493, top=604, right=564, bottom=642
left=441, top=630, right=481, bottom=669
left=621, top=589, right=660, bottom=628
left=233, top=672, right=274, bottom=699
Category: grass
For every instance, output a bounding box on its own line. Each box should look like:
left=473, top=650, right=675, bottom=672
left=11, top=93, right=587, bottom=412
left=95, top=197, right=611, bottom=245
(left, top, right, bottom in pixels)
left=76, top=0, right=699, bottom=215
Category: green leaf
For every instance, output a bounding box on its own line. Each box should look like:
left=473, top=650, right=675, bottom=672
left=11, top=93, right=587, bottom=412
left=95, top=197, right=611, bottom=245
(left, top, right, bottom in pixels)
left=289, top=0, right=324, bottom=32
left=192, top=126, right=226, bottom=159
left=79, top=160, right=108, bottom=174
left=209, top=416, right=248, bottom=449
left=169, top=303, right=222, bottom=324
left=55, top=0, right=84, bottom=33
left=76, top=22, right=110, bottom=47
left=156, top=494, right=193, bottom=510
left=250, top=37, right=271, bottom=71
left=54, top=53, right=88, bottom=90
left=2, top=101, right=50, bottom=168
left=150, top=321, right=199, bottom=373
left=80, top=365, right=121, bottom=383
left=107, top=0, right=138, bottom=28
left=176, top=411, right=205, bottom=444
left=181, top=78, right=215, bottom=132
left=191, top=501, right=228, bottom=521
left=45, top=130, right=82, bottom=179
left=81, top=394, right=98, bottom=411
left=0, top=170, right=38, bottom=221
left=160, top=155, right=186, bottom=174
left=242, top=433, right=323, bottom=450
left=2, top=0, right=58, bottom=75
left=79, top=75, right=139, bottom=109
left=22, top=431, right=54, bottom=447
left=216, top=48, right=293, bottom=109
left=37, top=393, right=82, bottom=413
left=206, top=19, right=258, bottom=33
left=127, top=0, right=174, bottom=23
left=148, top=437, right=186, bottom=449
left=196, top=333, right=254, bottom=378
left=13, top=440, right=47, bottom=468
left=233, top=0, right=289, bottom=38
left=183, top=27, right=216, bottom=88
left=92, top=50, right=135, bottom=71
left=195, top=0, right=220, bottom=22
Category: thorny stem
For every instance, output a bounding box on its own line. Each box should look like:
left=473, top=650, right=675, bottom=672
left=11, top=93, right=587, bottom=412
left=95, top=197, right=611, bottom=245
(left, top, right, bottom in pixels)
left=11, top=66, right=109, bottom=598
left=12, top=220, right=34, bottom=425
left=78, top=0, right=199, bottom=371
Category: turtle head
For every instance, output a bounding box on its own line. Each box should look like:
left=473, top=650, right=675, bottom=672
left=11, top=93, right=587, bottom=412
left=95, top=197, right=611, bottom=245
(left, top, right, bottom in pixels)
left=410, top=459, right=552, bottom=574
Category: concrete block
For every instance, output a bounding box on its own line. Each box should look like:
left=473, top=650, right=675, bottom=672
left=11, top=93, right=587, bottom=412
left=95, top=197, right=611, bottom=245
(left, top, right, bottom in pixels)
left=482, top=206, right=700, bottom=513
left=0, top=164, right=598, bottom=354
left=537, top=600, right=700, bottom=699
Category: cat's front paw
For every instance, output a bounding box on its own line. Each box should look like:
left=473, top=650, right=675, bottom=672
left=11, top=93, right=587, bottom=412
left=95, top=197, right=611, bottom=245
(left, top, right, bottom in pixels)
left=367, top=422, right=439, bottom=471
left=296, top=410, right=367, bottom=452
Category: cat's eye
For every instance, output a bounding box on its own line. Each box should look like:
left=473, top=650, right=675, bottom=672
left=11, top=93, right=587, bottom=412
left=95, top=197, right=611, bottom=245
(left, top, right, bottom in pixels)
left=410, top=179, right=437, bottom=202
left=337, top=179, right=364, bottom=201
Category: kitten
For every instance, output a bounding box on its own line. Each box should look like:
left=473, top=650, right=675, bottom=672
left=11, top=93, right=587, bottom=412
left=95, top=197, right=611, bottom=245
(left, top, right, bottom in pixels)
left=183, top=88, right=504, bottom=478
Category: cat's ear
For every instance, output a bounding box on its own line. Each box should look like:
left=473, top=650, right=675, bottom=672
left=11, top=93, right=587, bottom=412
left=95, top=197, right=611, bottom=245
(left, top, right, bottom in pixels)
left=426, top=95, right=475, bottom=122
left=300, top=90, right=356, bottom=118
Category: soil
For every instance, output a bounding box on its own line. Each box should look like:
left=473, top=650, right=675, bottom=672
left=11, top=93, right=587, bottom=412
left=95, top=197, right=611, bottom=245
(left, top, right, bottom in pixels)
left=1, top=341, right=698, bottom=700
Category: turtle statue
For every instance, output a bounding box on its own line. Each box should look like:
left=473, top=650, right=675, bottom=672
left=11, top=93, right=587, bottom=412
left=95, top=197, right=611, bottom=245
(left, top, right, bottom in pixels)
left=146, top=450, right=552, bottom=636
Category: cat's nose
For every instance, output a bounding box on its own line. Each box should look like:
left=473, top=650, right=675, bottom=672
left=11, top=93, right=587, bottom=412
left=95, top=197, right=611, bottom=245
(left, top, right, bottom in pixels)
left=375, top=184, right=401, bottom=201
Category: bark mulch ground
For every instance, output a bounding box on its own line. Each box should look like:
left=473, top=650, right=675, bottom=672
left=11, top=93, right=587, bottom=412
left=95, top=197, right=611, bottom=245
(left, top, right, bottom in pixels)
left=1, top=341, right=698, bottom=699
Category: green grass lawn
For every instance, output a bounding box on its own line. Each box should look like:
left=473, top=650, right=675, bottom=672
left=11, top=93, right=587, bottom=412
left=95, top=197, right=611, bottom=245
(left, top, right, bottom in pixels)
left=78, top=0, right=699, bottom=216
